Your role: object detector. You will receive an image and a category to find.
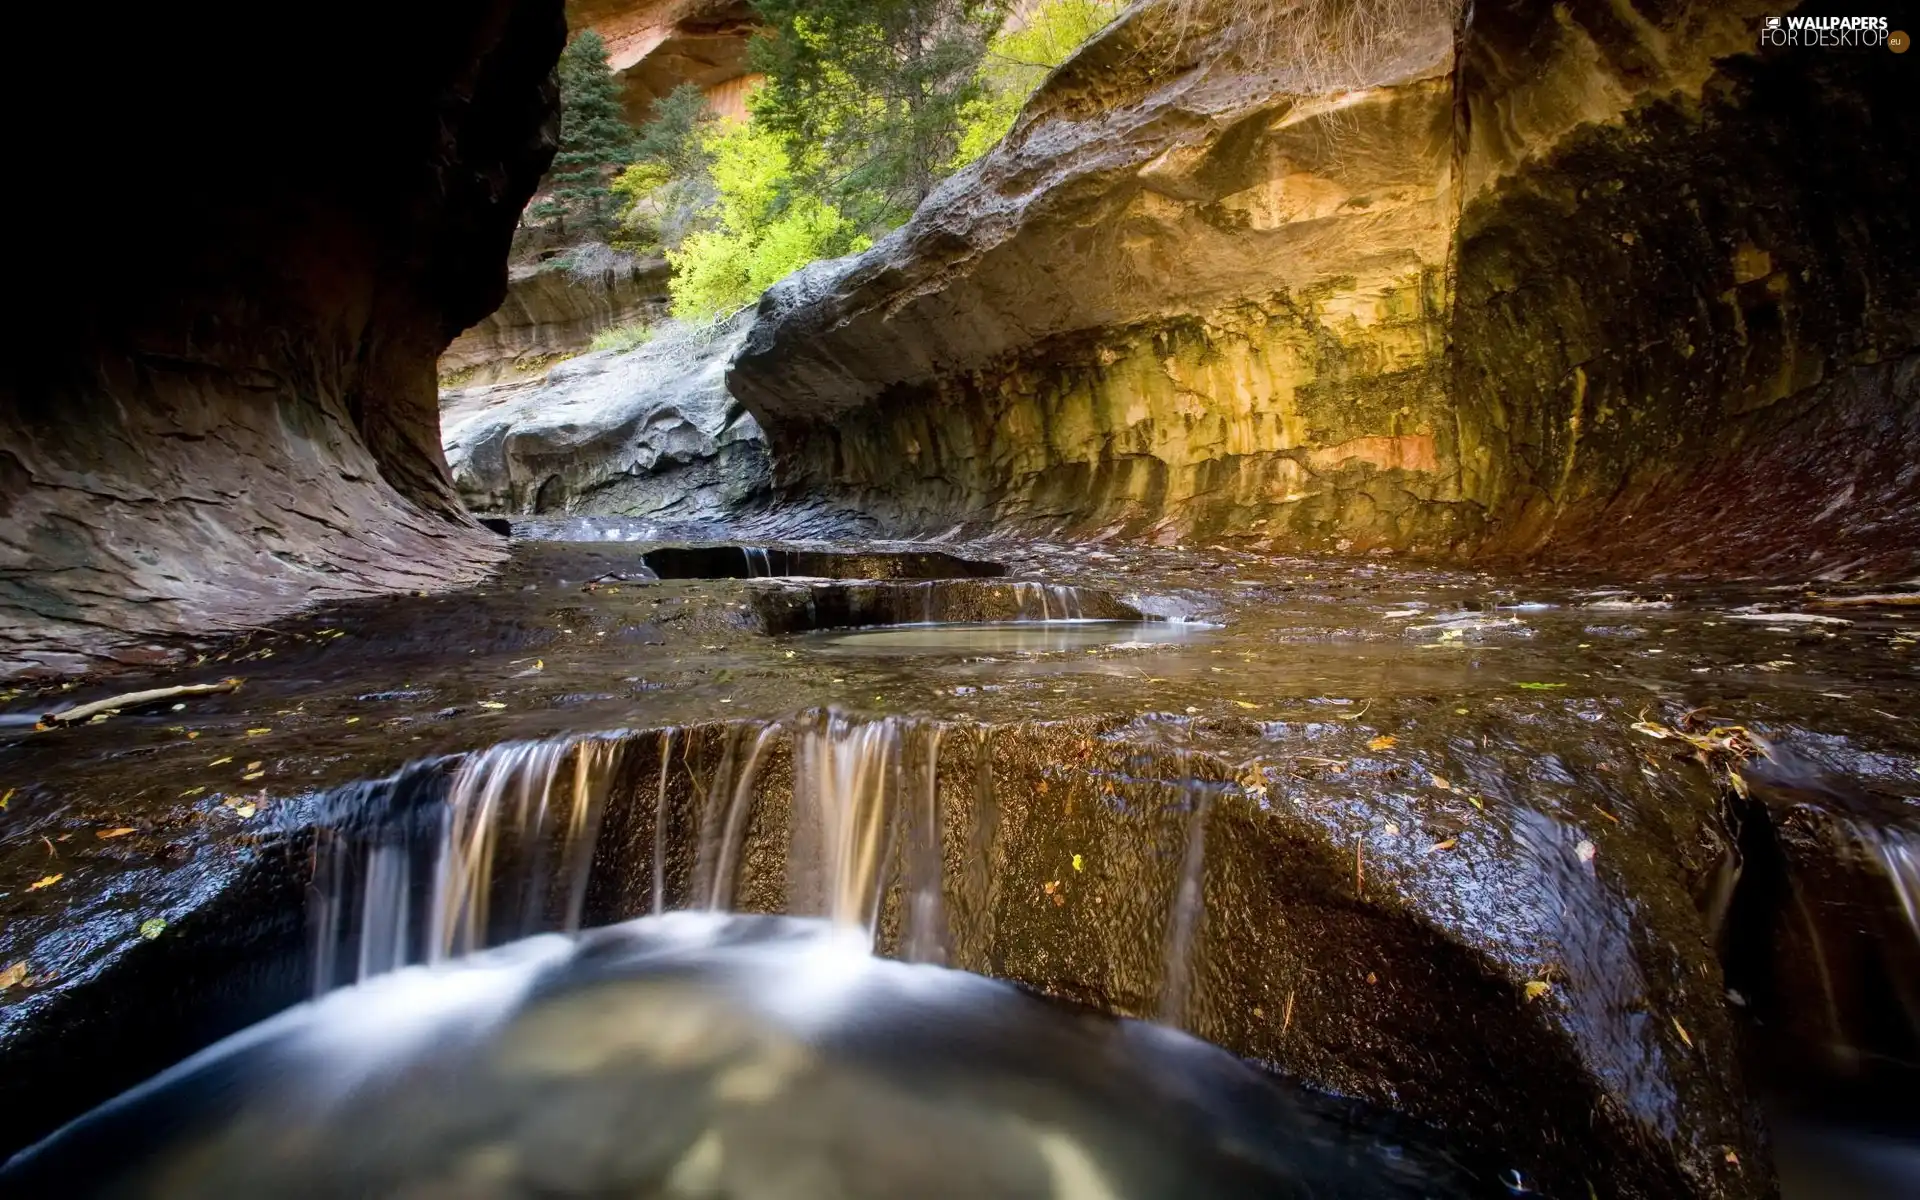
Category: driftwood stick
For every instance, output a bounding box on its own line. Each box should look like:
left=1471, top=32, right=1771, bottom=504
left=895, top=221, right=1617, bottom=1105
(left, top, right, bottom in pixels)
left=44, top=678, right=243, bottom=725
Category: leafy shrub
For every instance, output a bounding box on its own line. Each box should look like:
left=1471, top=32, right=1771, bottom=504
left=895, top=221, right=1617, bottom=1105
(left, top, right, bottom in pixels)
left=953, top=0, right=1123, bottom=167
left=666, top=120, right=869, bottom=322
left=589, top=320, right=656, bottom=354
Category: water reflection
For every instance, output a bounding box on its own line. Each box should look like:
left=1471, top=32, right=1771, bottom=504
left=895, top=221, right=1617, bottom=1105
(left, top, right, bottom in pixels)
left=802, top=620, right=1206, bottom=655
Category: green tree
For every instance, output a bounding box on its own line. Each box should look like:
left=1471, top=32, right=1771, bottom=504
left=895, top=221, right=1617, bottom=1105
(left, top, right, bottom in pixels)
left=748, top=0, right=1011, bottom=230
left=611, top=83, right=722, bottom=254
left=953, top=0, right=1123, bottom=166
left=530, top=30, right=636, bottom=239
left=666, top=120, right=870, bottom=321
left=633, top=82, right=717, bottom=176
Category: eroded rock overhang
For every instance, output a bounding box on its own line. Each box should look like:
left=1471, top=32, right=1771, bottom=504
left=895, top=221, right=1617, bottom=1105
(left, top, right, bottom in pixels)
left=728, top=0, right=1920, bottom=579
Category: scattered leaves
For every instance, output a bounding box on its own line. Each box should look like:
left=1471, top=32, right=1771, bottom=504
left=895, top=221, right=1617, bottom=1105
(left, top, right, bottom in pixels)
left=209, top=756, right=233, bottom=767
left=180, top=786, right=206, bottom=798
left=1071, top=853, right=1084, bottom=872
left=345, top=716, right=361, bottom=725
left=243, top=772, right=264, bottom=782
left=0, top=962, right=26, bottom=990
left=97, top=828, right=136, bottom=840
left=245, top=728, right=271, bottom=736
left=1516, top=682, right=1568, bottom=690
left=1525, top=980, right=1552, bottom=1001
left=1232, top=700, right=1260, bottom=710
left=1426, top=838, right=1457, bottom=854
left=224, top=799, right=258, bottom=819
left=1431, top=774, right=1452, bottom=791
left=27, top=873, right=63, bottom=891
left=139, top=918, right=168, bottom=939
left=478, top=702, right=507, bottom=711
left=1367, top=735, right=1398, bottom=751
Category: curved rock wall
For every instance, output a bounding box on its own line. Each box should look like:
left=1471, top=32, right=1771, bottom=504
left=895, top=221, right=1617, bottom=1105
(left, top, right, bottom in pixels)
left=444, top=316, right=770, bottom=519
left=731, top=0, right=1920, bottom=576
left=0, top=0, right=565, bottom=680
left=441, top=255, right=672, bottom=382
left=567, top=0, right=760, bottom=122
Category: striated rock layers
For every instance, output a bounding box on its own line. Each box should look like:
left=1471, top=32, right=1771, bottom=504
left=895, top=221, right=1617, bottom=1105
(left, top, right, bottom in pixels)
left=0, top=0, right=566, bottom=680
left=440, top=253, right=672, bottom=383
left=444, top=316, right=769, bottom=519
left=567, top=0, right=761, bottom=122
left=730, top=0, right=1920, bottom=578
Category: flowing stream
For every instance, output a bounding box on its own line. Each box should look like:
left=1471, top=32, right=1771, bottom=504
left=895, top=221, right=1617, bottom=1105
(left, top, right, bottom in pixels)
left=5, top=529, right=1920, bottom=1195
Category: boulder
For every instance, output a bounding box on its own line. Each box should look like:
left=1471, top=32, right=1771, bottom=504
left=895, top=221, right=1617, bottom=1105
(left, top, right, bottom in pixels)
left=444, top=315, right=770, bottom=518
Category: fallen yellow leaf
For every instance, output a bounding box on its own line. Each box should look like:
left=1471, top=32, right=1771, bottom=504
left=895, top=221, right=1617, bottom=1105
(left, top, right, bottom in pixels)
left=1367, top=735, right=1397, bottom=751
left=1426, top=838, right=1457, bottom=853
left=180, top=786, right=206, bottom=797
left=0, top=962, right=26, bottom=990
left=0, top=787, right=13, bottom=809
left=1072, top=853, right=1084, bottom=872
left=1672, top=1017, right=1693, bottom=1048
left=1524, top=980, right=1551, bottom=1000
left=242, top=772, right=264, bottom=781
left=1232, top=700, right=1260, bottom=710
left=27, top=873, right=63, bottom=891
left=345, top=717, right=361, bottom=725
left=1431, top=775, right=1452, bottom=791
left=97, top=828, right=136, bottom=839
left=208, top=756, right=234, bottom=766
left=245, top=728, right=271, bottom=736
left=245, top=761, right=263, bottom=772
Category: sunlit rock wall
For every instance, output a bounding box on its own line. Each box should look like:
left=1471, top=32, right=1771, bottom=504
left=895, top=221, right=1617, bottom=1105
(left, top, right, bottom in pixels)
left=732, top=0, right=1920, bottom=576
left=567, top=0, right=760, bottom=123
left=0, top=0, right=565, bottom=679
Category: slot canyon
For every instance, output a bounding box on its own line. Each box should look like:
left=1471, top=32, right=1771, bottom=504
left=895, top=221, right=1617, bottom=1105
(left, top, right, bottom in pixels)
left=2, top=1, right=1917, bottom=1196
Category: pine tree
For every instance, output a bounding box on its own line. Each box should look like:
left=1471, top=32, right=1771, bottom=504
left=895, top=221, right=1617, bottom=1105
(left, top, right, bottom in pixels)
left=531, top=30, right=636, bottom=239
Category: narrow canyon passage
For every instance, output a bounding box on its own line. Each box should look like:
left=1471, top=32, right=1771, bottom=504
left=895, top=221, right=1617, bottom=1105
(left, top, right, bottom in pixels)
left=3, top=0, right=1918, bottom=1197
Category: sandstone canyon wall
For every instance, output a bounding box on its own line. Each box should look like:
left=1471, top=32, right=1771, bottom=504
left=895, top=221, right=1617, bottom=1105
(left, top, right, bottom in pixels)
left=441, top=255, right=673, bottom=383
left=568, top=0, right=761, bottom=123
left=0, top=0, right=566, bottom=679
left=730, top=0, right=1920, bottom=579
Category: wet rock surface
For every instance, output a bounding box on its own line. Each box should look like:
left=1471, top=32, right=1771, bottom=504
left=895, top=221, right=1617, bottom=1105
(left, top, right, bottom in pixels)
left=6, top=914, right=1492, bottom=1198
left=444, top=317, right=770, bottom=521
left=5, top=525, right=1918, bottom=1194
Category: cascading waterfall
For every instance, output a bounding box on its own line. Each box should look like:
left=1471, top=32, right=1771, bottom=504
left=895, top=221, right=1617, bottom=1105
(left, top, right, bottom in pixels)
left=311, top=712, right=1213, bottom=1024
left=741, top=546, right=772, bottom=577
left=1841, top=817, right=1920, bottom=944
left=1012, top=581, right=1087, bottom=620
left=311, top=736, right=625, bottom=992
left=1160, top=771, right=1215, bottom=1026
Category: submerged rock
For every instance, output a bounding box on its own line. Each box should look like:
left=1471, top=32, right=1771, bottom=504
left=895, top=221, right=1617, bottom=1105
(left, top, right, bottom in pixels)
left=444, top=316, right=770, bottom=520
left=3, top=914, right=1486, bottom=1198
